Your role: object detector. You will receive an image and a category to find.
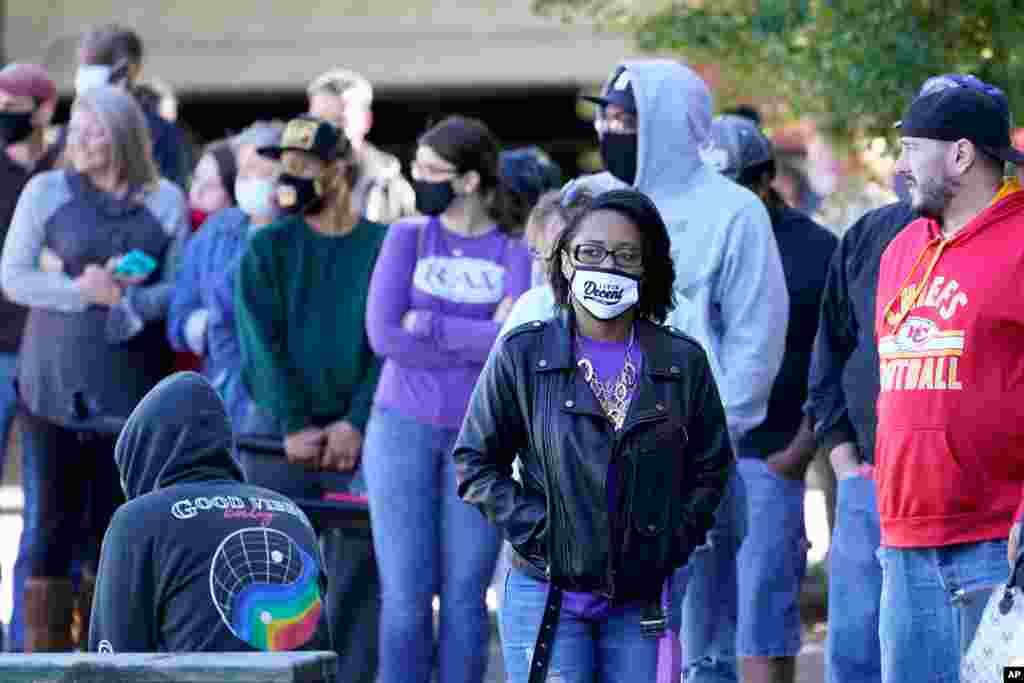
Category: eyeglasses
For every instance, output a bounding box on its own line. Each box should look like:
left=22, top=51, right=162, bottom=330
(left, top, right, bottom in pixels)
left=593, top=112, right=639, bottom=136
left=571, top=243, right=643, bottom=269
left=411, top=159, right=458, bottom=180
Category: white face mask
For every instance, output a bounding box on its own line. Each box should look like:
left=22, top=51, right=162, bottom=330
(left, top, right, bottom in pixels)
left=570, top=267, right=640, bottom=320
left=235, top=177, right=277, bottom=219
left=74, top=65, right=113, bottom=96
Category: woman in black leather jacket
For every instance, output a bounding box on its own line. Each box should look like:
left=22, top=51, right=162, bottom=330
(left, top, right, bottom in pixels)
left=453, top=190, right=733, bottom=682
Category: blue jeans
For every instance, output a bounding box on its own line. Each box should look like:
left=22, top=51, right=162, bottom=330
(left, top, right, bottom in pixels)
left=0, top=353, right=16, bottom=473
left=877, top=540, right=1007, bottom=683
left=501, top=567, right=659, bottom=682
left=673, top=466, right=746, bottom=683
left=825, top=474, right=881, bottom=683
left=3, top=352, right=25, bottom=649
left=8, top=437, right=35, bottom=652
left=9, top=407, right=88, bottom=652
left=736, top=457, right=808, bottom=657
left=362, top=406, right=501, bottom=683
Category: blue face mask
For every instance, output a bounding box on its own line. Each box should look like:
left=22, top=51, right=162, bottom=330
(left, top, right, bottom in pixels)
left=235, top=177, right=277, bottom=219
left=74, top=65, right=113, bottom=96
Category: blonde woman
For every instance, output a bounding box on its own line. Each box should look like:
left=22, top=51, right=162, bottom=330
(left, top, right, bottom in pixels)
left=0, top=84, right=188, bottom=652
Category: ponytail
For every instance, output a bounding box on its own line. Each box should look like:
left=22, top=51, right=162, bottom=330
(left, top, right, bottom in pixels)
left=419, top=115, right=523, bottom=235
left=485, top=176, right=525, bottom=235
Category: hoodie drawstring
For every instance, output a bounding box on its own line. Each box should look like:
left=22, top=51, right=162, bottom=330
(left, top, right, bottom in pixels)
left=882, top=235, right=950, bottom=332
left=884, top=177, right=1023, bottom=333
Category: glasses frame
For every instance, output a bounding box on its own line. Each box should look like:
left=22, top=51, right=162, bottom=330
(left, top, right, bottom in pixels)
left=571, top=243, right=643, bottom=269
left=410, top=158, right=459, bottom=182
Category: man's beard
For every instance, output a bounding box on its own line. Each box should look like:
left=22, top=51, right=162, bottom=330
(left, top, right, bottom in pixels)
left=909, top=174, right=954, bottom=219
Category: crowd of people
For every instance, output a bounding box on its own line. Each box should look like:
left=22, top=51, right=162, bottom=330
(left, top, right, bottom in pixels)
left=0, top=19, right=1021, bottom=683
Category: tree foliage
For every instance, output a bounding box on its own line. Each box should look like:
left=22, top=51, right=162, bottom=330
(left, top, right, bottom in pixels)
left=533, top=0, right=1024, bottom=146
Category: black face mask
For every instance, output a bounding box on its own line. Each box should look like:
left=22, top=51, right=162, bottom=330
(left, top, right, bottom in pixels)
left=0, top=111, right=34, bottom=145
left=414, top=179, right=456, bottom=216
left=276, top=173, right=326, bottom=215
left=600, top=133, right=639, bottom=185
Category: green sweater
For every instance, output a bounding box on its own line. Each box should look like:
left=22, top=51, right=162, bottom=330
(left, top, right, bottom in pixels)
left=236, top=215, right=386, bottom=434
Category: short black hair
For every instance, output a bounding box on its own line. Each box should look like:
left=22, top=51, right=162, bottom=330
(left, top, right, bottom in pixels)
left=723, top=104, right=762, bottom=127
left=550, top=189, right=676, bottom=323
left=737, top=158, right=776, bottom=188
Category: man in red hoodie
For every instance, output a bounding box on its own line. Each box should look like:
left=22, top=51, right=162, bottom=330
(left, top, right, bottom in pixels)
left=875, top=81, right=1024, bottom=683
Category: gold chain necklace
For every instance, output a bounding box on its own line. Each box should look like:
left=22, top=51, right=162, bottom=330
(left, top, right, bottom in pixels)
left=576, top=327, right=638, bottom=431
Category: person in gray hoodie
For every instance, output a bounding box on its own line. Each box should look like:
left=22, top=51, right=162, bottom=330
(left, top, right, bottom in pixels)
left=566, top=60, right=789, bottom=683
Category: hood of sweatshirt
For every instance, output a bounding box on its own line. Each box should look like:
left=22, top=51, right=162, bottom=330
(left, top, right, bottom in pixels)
left=114, top=371, right=244, bottom=500
left=568, top=59, right=713, bottom=199
left=881, top=179, right=1024, bottom=332
left=563, top=59, right=786, bottom=448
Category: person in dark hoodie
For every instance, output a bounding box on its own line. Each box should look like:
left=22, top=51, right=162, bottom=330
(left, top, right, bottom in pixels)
left=705, top=115, right=837, bottom=683
left=89, top=372, right=327, bottom=654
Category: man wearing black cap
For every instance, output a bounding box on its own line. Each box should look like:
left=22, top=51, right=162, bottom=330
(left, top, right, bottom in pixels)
left=873, top=81, right=1024, bottom=682
left=234, top=115, right=387, bottom=683
left=802, top=74, right=1022, bottom=683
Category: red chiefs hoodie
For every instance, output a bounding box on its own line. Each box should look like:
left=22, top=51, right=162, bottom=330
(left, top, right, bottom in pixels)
left=875, top=182, right=1024, bottom=548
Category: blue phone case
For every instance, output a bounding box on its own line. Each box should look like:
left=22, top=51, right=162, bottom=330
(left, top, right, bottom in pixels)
left=114, top=250, right=158, bottom=278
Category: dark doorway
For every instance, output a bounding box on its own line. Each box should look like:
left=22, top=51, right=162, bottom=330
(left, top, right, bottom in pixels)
left=54, top=85, right=596, bottom=181
left=55, top=85, right=601, bottom=184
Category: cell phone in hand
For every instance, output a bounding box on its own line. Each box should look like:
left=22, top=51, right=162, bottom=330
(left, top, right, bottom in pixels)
left=112, top=249, right=158, bottom=279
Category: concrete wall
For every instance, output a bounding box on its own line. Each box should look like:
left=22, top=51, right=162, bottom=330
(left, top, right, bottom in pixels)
left=6, top=1, right=636, bottom=95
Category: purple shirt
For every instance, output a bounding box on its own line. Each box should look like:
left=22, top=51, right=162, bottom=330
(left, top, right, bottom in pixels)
left=563, top=333, right=643, bottom=618
left=366, top=216, right=531, bottom=429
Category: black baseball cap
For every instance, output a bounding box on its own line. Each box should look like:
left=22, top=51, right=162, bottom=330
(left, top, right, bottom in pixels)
left=258, top=115, right=349, bottom=162
left=581, top=66, right=637, bottom=113
left=897, top=87, right=1024, bottom=165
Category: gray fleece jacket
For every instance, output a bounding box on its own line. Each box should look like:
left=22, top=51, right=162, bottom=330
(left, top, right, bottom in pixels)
left=567, top=59, right=789, bottom=447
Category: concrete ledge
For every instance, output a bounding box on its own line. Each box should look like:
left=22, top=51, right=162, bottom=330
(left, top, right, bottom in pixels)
left=0, top=651, right=337, bottom=682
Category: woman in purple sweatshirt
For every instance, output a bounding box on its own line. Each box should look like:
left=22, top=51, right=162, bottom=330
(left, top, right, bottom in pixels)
left=364, top=116, right=531, bottom=683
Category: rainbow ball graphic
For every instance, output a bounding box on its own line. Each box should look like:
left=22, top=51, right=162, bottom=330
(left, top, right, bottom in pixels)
left=209, top=527, right=322, bottom=651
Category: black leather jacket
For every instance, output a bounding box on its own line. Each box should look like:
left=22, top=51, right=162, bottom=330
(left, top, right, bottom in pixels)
left=453, top=317, right=733, bottom=604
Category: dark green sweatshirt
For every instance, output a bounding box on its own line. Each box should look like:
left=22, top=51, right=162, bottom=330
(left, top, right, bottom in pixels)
left=236, top=215, right=386, bottom=434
